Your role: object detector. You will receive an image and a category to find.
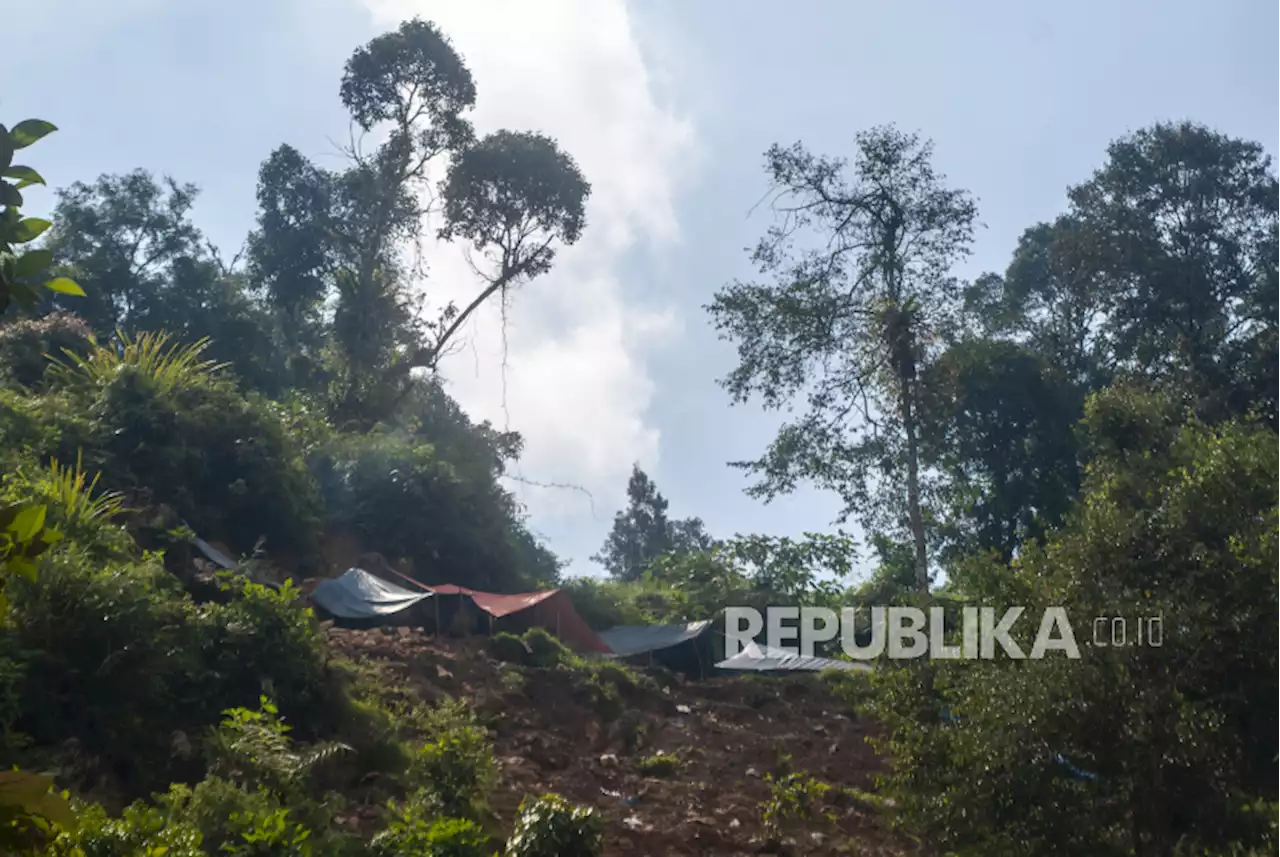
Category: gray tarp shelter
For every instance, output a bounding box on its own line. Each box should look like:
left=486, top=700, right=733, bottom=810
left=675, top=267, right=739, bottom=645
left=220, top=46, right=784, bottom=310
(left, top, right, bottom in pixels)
left=598, top=620, right=714, bottom=675
left=193, top=536, right=236, bottom=569
left=598, top=620, right=713, bottom=657
left=310, top=567, right=433, bottom=622
left=715, top=640, right=871, bottom=673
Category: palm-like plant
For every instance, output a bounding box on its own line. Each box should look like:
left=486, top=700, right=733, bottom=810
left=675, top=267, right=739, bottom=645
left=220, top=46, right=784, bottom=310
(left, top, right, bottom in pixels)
left=37, top=452, right=125, bottom=528
left=51, top=330, right=227, bottom=393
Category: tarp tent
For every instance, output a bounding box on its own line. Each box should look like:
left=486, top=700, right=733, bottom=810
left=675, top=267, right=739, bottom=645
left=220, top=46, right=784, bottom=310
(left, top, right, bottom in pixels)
left=193, top=535, right=236, bottom=569
left=598, top=621, right=714, bottom=675
left=715, top=640, right=871, bottom=673
left=311, top=568, right=433, bottom=624
left=427, top=584, right=610, bottom=654
left=323, top=564, right=609, bottom=653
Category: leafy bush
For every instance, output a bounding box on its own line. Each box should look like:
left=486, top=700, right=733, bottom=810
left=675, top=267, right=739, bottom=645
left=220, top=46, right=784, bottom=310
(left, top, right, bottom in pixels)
left=310, top=430, right=545, bottom=590
left=870, top=390, right=1279, bottom=856
left=0, top=311, right=94, bottom=390
left=8, top=549, right=201, bottom=789
left=1, top=453, right=129, bottom=559
left=636, top=751, right=680, bottom=778
left=487, top=632, right=530, bottom=665
left=220, top=805, right=313, bottom=857
left=191, top=578, right=336, bottom=738
left=51, top=330, right=226, bottom=394
left=405, top=699, right=497, bottom=819
left=1, top=333, right=324, bottom=564
left=5, top=547, right=344, bottom=797
left=158, top=777, right=312, bottom=856
left=761, top=772, right=832, bottom=841
left=206, top=696, right=352, bottom=799
left=372, top=791, right=488, bottom=857
left=504, top=793, right=601, bottom=857
left=520, top=627, right=571, bottom=669
left=819, top=668, right=875, bottom=715
left=45, top=801, right=203, bottom=857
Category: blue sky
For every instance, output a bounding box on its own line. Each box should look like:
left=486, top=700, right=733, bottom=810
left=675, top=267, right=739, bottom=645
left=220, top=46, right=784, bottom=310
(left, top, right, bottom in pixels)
left=4, top=0, right=1277, bottom=581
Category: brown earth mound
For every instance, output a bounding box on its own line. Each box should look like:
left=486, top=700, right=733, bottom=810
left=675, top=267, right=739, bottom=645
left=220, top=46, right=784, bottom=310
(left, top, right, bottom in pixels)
left=324, top=625, right=915, bottom=856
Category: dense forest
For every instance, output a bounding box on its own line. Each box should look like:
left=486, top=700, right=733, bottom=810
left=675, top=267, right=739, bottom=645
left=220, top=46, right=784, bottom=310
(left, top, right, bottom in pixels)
left=0, top=14, right=1275, bottom=857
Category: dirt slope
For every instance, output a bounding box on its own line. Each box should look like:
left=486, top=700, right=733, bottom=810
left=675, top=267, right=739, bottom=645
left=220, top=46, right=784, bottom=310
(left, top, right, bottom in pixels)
left=325, top=625, right=915, bottom=856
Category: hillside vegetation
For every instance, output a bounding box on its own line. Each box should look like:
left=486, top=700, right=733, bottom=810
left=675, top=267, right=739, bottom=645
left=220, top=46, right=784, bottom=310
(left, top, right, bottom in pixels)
left=0, top=14, right=1275, bottom=857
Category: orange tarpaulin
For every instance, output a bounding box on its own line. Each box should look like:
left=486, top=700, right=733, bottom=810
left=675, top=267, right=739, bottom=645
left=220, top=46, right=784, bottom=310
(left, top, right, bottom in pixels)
left=350, top=567, right=608, bottom=653
left=396, top=580, right=609, bottom=654
left=426, top=584, right=557, bottom=618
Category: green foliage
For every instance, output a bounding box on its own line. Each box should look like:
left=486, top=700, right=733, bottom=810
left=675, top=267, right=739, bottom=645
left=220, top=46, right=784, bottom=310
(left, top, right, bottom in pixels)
left=591, top=464, right=715, bottom=581
left=519, top=627, right=571, bottom=669
left=0, top=118, right=84, bottom=314
left=45, top=801, right=203, bottom=857
left=3, top=332, right=324, bottom=562
left=486, top=632, right=530, bottom=665
left=221, top=805, right=312, bottom=857
left=25, top=453, right=125, bottom=539
left=371, top=792, right=488, bottom=857
left=52, top=330, right=227, bottom=394
left=0, top=502, right=64, bottom=613
left=707, top=126, right=978, bottom=592
left=819, top=668, right=876, bottom=715
left=404, top=699, right=497, bottom=820
left=339, top=18, right=476, bottom=141
left=761, top=772, right=832, bottom=841
left=206, top=696, right=352, bottom=799
left=157, top=777, right=314, bottom=856
left=0, top=770, right=75, bottom=855
left=0, top=312, right=94, bottom=390
left=4, top=550, right=340, bottom=797
left=636, top=751, right=680, bottom=778
left=312, top=431, right=546, bottom=590
left=0, top=457, right=130, bottom=562
left=439, top=130, right=589, bottom=280
left=41, top=171, right=281, bottom=391
left=503, top=793, right=601, bottom=857
left=870, top=389, right=1278, bottom=856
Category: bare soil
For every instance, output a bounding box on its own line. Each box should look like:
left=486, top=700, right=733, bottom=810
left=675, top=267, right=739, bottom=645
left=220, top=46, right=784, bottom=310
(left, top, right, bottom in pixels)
left=324, top=625, right=917, bottom=856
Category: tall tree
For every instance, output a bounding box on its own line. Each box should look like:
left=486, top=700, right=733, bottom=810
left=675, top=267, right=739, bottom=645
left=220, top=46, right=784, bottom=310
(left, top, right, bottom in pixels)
left=41, top=170, right=279, bottom=389
left=919, top=338, right=1082, bottom=563
left=245, top=18, right=590, bottom=424
left=707, top=127, right=977, bottom=592
left=42, top=170, right=202, bottom=335
left=593, top=464, right=674, bottom=581
left=973, top=122, right=1278, bottom=423
left=592, top=465, right=718, bottom=581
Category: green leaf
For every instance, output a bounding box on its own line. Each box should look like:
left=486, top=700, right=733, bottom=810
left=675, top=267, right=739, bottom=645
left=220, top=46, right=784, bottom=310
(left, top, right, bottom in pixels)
left=7, top=280, right=41, bottom=307
left=13, top=218, right=51, bottom=243
left=0, top=183, right=21, bottom=208
left=10, top=505, right=45, bottom=542
left=43, top=276, right=84, bottom=296
left=0, top=770, right=75, bottom=827
left=3, top=166, right=45, bottom=189
left=9, top=120, right=57, bottom=150
left=0, top=126, right=12, bottom=172
left=13, top=249, right=52, bottom=279
left=7, top=557, right=37, bottom=581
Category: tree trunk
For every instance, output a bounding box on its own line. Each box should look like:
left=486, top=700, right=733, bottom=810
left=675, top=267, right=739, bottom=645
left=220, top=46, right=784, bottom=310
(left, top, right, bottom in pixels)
left=902, top=388, right=929, bottom=594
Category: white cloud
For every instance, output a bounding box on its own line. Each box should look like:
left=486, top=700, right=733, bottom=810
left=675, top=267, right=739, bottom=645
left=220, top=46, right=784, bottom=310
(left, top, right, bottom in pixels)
left=357, top=0, right=696, bottom=557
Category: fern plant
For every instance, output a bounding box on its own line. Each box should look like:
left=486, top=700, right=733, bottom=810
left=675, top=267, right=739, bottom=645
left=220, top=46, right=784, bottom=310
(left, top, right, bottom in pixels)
left=207, top=696, right=352, bottom=797
left=51, top=329, right=227, bottom=393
